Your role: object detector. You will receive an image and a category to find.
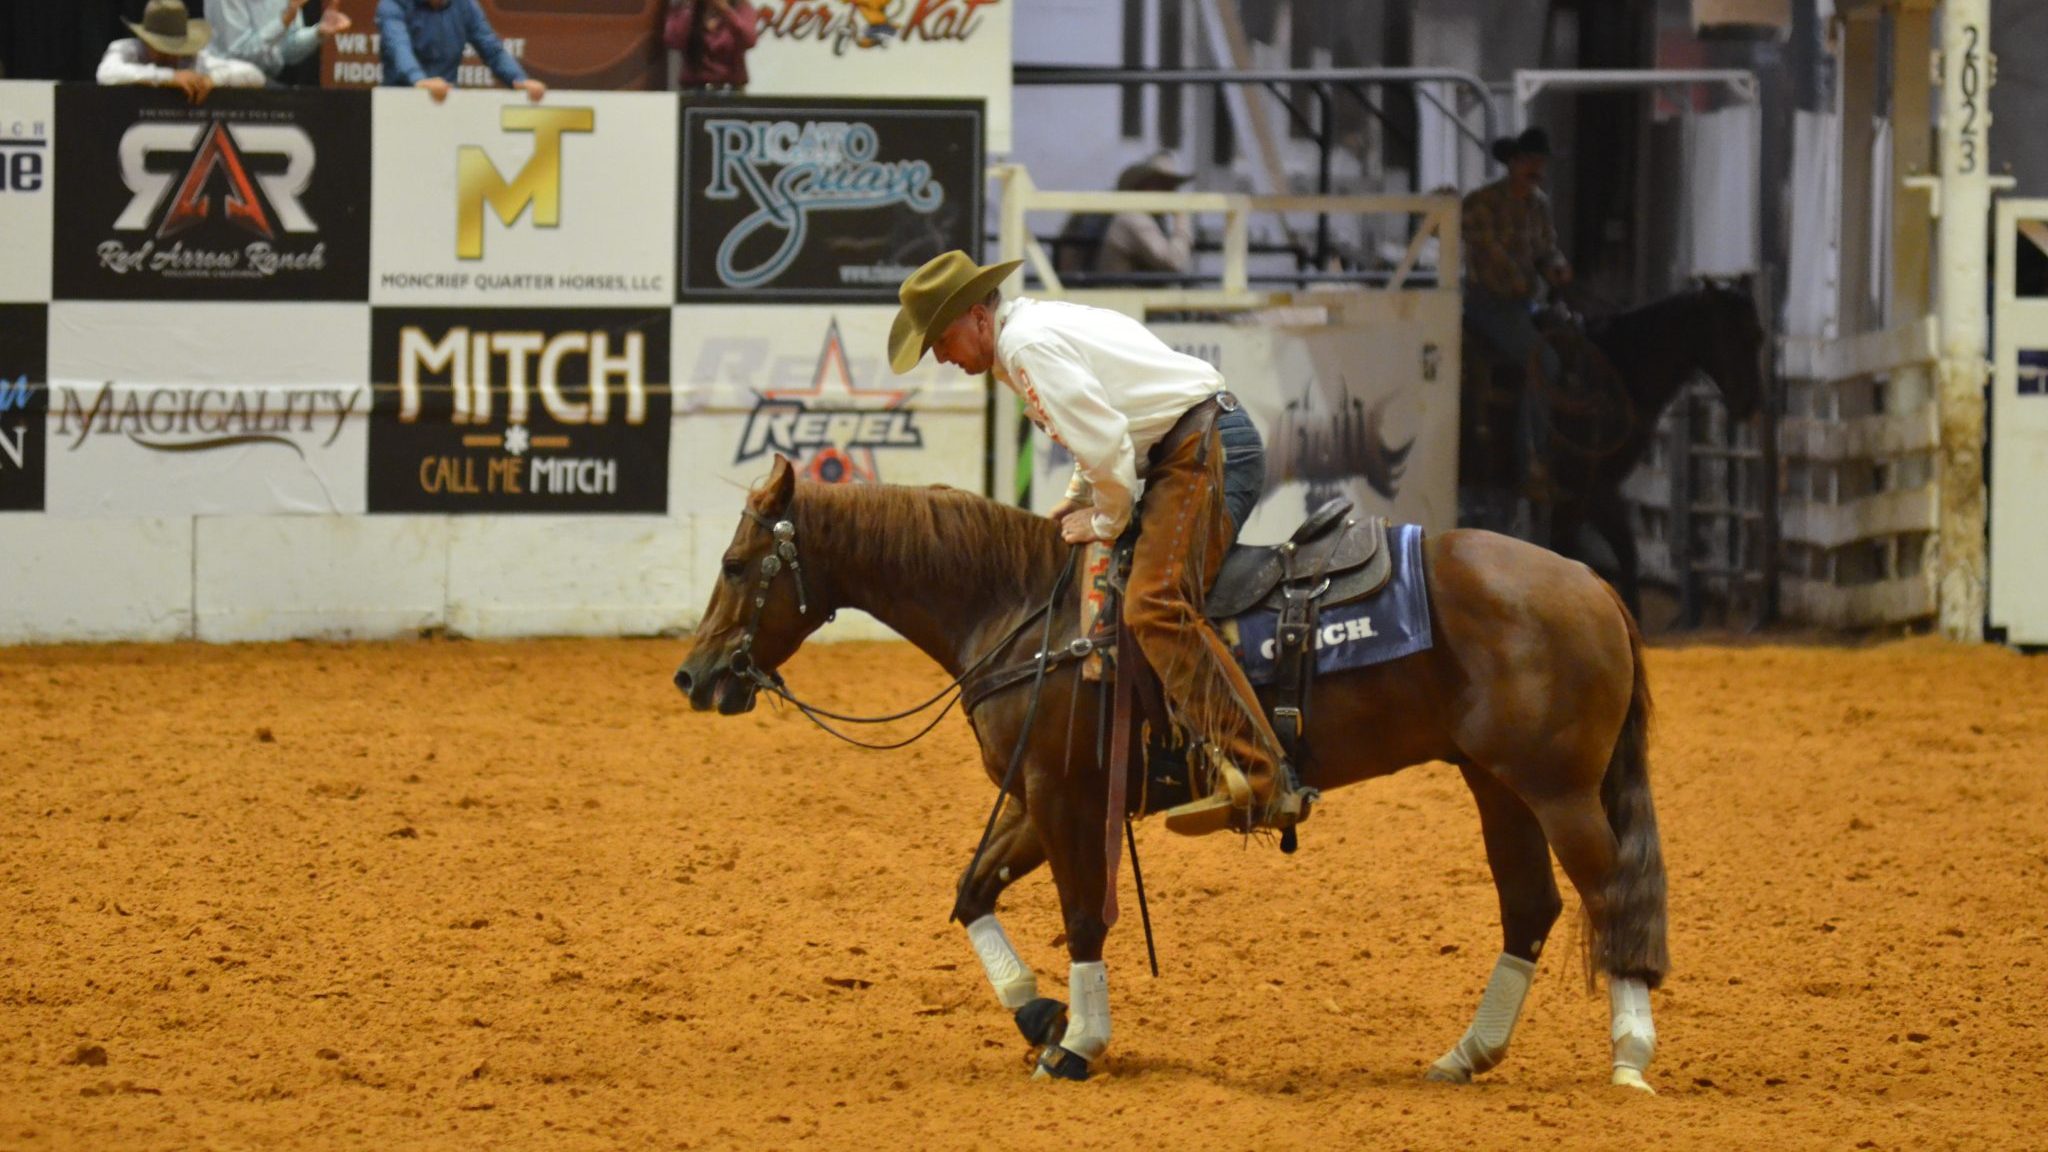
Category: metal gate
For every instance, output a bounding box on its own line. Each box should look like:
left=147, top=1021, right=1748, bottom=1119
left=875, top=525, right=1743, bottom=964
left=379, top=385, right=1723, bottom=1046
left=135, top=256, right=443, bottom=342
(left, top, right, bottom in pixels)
left=1989, top=198, right=2048, bottom=645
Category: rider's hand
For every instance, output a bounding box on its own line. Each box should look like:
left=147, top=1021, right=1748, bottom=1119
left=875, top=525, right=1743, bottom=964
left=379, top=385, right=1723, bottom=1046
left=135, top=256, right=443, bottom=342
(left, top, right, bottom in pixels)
left=1060, top=508, right=1105, bottom=545
left=1047, top=497, right=1086, bottom=522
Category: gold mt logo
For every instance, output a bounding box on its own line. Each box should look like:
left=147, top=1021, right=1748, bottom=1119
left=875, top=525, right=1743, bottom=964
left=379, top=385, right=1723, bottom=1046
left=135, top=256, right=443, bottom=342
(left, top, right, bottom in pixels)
left=456, top=106, right=595, bottom=260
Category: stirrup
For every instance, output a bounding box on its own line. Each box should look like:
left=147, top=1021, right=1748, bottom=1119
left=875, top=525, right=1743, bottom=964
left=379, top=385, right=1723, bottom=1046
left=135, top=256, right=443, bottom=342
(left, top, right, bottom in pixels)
left=1161, top=756, right=1316, bottom=838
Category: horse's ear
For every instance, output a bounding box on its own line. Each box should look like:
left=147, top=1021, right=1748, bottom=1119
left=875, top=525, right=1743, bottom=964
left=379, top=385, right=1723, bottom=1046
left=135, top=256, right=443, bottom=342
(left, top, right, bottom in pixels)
left=756, top=454, right=797, bottom=516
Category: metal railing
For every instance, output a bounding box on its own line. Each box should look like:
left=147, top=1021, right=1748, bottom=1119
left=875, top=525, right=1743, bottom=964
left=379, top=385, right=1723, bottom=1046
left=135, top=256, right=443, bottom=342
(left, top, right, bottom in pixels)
left=1011, top=65, right=1497, bottom=269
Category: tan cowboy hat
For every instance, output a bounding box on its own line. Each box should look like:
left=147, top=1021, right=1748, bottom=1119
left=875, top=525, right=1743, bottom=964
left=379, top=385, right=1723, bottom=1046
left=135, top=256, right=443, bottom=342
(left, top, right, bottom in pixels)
left=127, top=0, right=213, bottom=56
left=1115, top=150, right=1194, bottom=191
left=888, top=251, right=1023, bottom=374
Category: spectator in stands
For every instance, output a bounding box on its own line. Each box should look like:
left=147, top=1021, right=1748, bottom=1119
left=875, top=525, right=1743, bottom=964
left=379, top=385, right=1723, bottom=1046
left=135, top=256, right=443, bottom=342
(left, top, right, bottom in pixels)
left=377, top=0, right=545, bottom=104
left=98, top=0, right=265, bottom=102
left=1462, top=127, right=1573, bottom=498
left=212, top=0, right=353, bottom=85
left=1096, top=150, right=1198, bottom=278
left=666, top=0, right=759, bottom=92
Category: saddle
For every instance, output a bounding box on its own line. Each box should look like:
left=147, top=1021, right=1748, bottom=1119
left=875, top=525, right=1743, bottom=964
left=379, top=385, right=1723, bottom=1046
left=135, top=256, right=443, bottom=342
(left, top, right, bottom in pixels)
left=1206, top=498, right=1392, bottom=620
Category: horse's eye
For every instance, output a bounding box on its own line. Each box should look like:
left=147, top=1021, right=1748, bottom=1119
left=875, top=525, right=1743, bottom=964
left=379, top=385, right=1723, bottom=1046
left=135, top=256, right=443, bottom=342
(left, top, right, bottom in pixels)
left=722, top=557, right=745, bottom=581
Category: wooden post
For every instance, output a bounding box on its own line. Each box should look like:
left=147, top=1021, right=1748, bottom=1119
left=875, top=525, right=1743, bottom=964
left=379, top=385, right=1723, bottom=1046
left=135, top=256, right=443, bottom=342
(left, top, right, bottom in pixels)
left=1934, top=0, right=1993, bottom=640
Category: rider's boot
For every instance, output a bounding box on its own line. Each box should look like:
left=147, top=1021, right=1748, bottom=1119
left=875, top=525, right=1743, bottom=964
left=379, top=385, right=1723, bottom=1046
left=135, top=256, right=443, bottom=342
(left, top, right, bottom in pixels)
left=1162, top=747, right=1316, bottom=838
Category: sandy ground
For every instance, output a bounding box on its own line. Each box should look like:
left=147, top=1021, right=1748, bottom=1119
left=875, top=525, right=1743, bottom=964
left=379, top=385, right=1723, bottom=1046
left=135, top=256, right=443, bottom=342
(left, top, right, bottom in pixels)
left=3, top=634, right=2046, bottom=1151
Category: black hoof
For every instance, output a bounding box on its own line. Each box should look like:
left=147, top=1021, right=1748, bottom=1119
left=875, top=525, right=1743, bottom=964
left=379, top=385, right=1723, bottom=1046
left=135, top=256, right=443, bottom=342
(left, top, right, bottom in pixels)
left=1035, top=1045, right=1091, bottom=1081
left=1279, top=826, right=1298, bottom=854
left=1013, top=997, right=1067, bottom=1048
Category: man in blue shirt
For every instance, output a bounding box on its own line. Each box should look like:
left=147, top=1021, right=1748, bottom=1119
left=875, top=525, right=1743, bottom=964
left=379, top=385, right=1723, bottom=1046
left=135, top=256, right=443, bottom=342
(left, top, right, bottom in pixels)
left=377, top=0, right=546, bottom=103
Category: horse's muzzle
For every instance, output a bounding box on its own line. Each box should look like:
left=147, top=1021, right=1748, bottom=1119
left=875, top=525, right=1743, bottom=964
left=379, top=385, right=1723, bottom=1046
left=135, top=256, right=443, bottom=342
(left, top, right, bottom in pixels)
left=673, top=660, right=757, bottom=714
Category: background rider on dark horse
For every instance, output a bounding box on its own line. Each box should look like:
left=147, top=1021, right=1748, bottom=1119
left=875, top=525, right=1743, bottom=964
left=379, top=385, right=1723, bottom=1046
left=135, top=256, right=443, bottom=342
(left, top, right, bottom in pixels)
left=890, top=251, right=1312, bottom=837
left=1462, top=127, right=1575, bottom=500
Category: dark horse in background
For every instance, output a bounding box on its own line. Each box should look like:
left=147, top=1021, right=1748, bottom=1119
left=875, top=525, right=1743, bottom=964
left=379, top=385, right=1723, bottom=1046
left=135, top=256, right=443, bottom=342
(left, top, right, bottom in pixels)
left=676, top=456, right=1670, bottom=1092
left=1461, top=280, right=1768, bottom=617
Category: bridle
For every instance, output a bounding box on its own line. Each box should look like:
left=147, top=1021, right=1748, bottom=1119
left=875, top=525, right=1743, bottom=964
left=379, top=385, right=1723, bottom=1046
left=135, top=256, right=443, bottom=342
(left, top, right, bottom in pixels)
left=719, top=502, right=1076, bottom=751
left=725, top=508, right=809, bottom=686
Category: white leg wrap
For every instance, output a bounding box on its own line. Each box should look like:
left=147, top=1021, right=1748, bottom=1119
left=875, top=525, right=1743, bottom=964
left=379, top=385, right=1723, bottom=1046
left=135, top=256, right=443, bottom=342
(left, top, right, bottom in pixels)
left=1609, top=977, right=1657, bottom=1074
left=1057, top=961, right=1111, bottom=1063
left=965, top=915, right=1037, bottom=1010
left=1431, top=953, right=1536, bottom=1080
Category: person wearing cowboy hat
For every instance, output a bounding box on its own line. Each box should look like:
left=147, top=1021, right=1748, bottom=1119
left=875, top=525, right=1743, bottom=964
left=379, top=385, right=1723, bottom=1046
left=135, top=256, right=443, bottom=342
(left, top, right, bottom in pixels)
left=98, top=0, right=265, bottom=103
left=1097, top=150, right=1197, bottom=278
left=890, top=251, right=1312, bottom=840
left=1461, top=126, right=1574, bottom=501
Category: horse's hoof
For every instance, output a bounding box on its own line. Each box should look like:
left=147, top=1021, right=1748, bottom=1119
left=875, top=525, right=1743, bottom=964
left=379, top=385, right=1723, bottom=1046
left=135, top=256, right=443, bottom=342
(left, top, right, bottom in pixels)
left=1031, top=1045, right=1091, bottom=1082
left=1424, top=1060, right=1473, bottom=1085
left=1014, top=998, right=1068, bottom=1048
left=1610, top=1067, right=1656, bottom=1094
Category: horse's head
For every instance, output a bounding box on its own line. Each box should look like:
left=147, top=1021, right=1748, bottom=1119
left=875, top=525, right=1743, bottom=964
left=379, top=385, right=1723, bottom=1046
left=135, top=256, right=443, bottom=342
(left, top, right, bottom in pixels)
left=1693, top=277, right=1768, bottom=423
left=674, top=456, right=827, bottom=714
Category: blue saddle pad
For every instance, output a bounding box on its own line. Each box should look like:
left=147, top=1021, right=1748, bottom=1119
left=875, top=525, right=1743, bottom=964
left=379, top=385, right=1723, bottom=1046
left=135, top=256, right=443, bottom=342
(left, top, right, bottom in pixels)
left=1225, top=523, right=1433, bottom=686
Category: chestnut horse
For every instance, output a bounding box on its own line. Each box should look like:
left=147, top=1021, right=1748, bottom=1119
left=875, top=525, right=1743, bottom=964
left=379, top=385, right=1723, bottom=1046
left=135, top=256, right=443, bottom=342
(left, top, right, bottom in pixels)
left=675, top=456, right=1669, bottom=1091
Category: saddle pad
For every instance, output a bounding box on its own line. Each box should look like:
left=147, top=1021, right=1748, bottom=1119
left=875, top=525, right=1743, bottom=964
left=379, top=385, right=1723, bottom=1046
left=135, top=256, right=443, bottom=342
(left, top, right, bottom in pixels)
left=1224, top=523, right=1432, bottom=686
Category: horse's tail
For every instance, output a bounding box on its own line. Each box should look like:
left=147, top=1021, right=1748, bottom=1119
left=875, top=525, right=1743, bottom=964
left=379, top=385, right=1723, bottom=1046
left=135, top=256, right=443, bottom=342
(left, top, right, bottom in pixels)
left=1592, top=580, right=1669, bottom=990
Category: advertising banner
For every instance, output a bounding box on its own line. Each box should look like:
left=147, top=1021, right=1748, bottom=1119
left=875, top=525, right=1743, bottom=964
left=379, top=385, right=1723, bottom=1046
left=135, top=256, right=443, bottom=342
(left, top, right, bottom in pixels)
left=371, top=89, right=676, bottom=307
left=0, top=82, right=53, bottom=303
left=42, top=302, right=371, bottom=517
left=52, top=86, right=371, bottom=302
left=0, top=304, right=46, bottom=512
left=677, top=98, right=981, bottom=304
left=671, top=304, right=981, bottom=501
left=368, top=306, right=672, bottom=513
left=746, top=0, right=1012, bottom=153
left=320, top=0, right=668, bottom=91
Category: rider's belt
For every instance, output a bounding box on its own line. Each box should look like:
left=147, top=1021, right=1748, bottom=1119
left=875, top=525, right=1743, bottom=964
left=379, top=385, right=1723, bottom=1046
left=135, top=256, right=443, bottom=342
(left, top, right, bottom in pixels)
left=1146, top=391, right=1238, bottom=471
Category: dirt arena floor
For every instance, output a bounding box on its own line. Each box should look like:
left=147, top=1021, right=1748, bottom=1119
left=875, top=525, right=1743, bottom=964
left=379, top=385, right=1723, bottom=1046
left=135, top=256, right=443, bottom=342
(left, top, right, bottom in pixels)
left=3, top=633, right=2046, bottom=1151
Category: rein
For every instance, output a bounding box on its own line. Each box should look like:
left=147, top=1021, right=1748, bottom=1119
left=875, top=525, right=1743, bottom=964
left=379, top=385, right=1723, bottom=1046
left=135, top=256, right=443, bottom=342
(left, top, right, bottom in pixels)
left=728, top=506, right=1073, bottom=751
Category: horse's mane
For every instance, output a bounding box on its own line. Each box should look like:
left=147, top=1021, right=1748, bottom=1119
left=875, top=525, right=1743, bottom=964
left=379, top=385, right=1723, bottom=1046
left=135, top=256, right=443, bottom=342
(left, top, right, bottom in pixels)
left=790, top=481, right=1069, bottom=606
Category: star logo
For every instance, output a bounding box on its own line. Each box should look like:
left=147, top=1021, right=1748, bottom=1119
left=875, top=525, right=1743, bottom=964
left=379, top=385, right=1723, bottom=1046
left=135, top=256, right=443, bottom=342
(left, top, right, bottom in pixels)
left=503, top=424, right=530, bottom=456
left=734, top=318, right=924, bottom=484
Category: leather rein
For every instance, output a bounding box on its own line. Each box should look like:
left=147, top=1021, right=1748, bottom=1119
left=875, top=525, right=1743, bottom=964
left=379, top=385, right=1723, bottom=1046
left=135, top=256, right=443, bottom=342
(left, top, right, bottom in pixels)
left=726, top=504, right=1080, bottom=751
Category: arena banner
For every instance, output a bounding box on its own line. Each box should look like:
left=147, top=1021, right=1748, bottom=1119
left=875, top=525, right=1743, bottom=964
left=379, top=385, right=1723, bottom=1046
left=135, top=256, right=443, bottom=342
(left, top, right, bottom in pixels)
left=42, top=302, right=370, bottom=517
left=746, top=0, right=1013, bottom=153
left=320, top=0, right=668, bottom=91
left=368, top=307, right=671, bottom=513
left=371, top=89, right=676, bottom=308
left=676, top=98, right=982, bottom=304
left=0, top=304, right=47, bottom=512
left=51, top=86, right=371, bottom=303
left=0, top=82, right=54, bottom=304
left=670, top=304, right=982, bottom=501
left=1026, top=297, right=1460, bottom=539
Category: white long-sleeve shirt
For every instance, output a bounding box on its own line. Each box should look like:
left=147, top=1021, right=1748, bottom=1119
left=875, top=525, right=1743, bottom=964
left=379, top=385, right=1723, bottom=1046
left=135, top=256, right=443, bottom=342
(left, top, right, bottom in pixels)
left=211, top=0, right=323, bottom=79
left=992, top=297, right=1224, bottom=540
left=97, top=39, right=267, bottom=88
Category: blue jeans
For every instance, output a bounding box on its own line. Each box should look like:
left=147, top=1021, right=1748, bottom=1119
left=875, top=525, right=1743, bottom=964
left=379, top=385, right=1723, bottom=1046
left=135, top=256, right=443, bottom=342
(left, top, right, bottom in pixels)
left=1216, top=405, right=1265, bottom=539
left=1465, top=289, right=1561, bottom=481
